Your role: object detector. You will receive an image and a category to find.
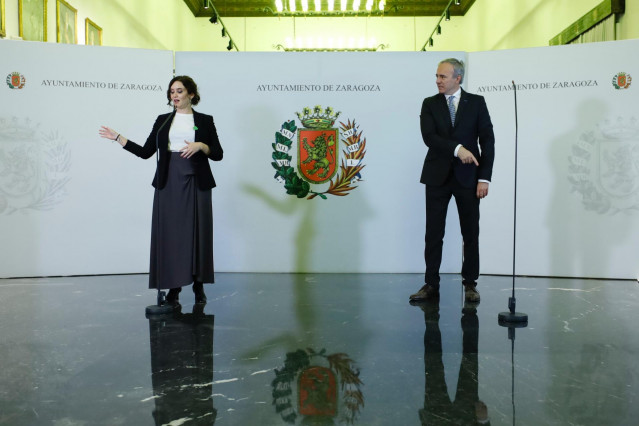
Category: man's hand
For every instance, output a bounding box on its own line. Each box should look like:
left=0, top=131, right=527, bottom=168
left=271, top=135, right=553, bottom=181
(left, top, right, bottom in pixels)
left=477, top=182, right=489, bottom=199
left=458, top=146, right=479, bottom=166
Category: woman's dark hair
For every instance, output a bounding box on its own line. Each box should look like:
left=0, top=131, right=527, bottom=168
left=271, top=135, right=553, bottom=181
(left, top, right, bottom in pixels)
left=166, top=75, right=201, bottom=106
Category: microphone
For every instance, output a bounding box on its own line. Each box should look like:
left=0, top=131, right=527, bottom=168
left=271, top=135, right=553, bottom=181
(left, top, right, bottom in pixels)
left=156, top=110, right=176, bottom=161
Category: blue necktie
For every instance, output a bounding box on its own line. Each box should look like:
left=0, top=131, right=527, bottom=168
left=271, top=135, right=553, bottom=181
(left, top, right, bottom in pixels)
left=448, top=95, right=456, bottom=126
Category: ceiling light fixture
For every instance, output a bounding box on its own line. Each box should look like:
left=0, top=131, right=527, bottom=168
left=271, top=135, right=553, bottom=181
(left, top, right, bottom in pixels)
left=420, top=0, right=456, bottom=52
left=206, top=1, right=238, bottom=51
left=366, top=0, right=373, bottom=12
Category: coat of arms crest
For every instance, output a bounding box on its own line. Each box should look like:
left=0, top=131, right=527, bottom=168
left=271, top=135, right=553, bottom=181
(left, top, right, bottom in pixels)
left=271, top=106, right=367, bottom=199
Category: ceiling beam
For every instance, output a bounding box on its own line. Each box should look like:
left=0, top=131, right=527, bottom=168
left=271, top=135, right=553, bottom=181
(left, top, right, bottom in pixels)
left=183, top=0, right=476, bottom=18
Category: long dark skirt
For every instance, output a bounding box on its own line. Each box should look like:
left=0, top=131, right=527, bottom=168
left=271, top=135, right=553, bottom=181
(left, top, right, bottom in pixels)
left=148, top=153, right=214, bottom=290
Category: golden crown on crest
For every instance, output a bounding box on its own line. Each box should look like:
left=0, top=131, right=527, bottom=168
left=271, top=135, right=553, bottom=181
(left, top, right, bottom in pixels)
left=296, top=105, right=341, bottom=129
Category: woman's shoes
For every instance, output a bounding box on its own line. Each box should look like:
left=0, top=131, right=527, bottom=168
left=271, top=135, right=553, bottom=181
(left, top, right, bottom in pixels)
left=165, top=284, right=206, bottom=306
left=165, top=288, right=181, bottom=306
left=193, top=281, right=207, bottom=304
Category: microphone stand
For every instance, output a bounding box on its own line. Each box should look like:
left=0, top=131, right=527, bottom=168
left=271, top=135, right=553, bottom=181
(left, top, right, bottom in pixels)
left=146, top=111, right=176, bottom=317
left=499, top=81, right=528, bottom=325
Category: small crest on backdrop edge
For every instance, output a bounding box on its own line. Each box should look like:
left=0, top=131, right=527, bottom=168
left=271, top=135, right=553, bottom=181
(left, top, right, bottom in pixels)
left=6, top=72, right=26, bottom=89
left=612, top=72, right=632, bottom=90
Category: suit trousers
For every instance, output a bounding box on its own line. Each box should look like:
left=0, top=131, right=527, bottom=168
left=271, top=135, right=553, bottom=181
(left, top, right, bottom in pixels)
left=424, top=174, right=480, bottom=287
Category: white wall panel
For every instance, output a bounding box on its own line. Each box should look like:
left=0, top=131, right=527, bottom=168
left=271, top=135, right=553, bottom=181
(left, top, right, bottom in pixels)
left=0, top=40, right=173, bottom=277
left=468, top=40, right=639, bottom=279
left=176, top=51, right=467, bottom=273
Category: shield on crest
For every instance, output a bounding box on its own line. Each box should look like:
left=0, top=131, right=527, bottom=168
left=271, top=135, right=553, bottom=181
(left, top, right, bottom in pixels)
left=616, top=74, right=627, bottom=87
left=297, top=128, right=339, bottom=184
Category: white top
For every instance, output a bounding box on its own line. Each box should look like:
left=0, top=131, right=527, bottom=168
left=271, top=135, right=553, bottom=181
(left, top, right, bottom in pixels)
left=168, top=112, right=195, bottom=152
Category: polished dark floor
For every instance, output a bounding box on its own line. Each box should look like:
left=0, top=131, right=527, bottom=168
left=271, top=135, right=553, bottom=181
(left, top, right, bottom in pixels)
left=1, top=273, right=638, bottom=425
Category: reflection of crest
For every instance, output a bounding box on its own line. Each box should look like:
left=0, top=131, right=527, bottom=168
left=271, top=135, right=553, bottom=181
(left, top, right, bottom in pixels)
left=6, top=72, right=26, bottom=89
left=568, top=117, right=639, bottom=214
left=299, top=366, right=337, bottom=416
left=612, top=72, right=632, bottom=90
left=272, top=348, right=363, bottom=424
left=0, top=117, right=71, bottom=214
left=271, top=105, right=367, bottom=199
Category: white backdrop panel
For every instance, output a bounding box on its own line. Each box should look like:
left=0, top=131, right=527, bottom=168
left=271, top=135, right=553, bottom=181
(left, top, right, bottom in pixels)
left=0, top=40, right=173, bottom=278
left=176, top=51, right=467, bottom=273
left=468, top=40, right=639, bottom=279
left=4, top=40, right=634, bottom=279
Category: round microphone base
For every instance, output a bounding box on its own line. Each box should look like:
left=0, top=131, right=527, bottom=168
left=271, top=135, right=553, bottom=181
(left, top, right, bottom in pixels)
left=498, top=311, right=528, bottom=327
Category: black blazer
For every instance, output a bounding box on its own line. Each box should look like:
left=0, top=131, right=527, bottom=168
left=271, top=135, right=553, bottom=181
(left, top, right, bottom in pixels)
left=419, top=89, right=495, bottom=188
left=123, top=109, right=223, bottom=190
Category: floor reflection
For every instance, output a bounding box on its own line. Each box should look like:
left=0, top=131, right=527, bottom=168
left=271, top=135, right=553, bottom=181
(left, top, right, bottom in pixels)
left=414, top=301, right=487, bottom=425
left=1, top=273, right=639, bottom=425
left=272, top=348, right=363, bottom=424
left=148, top=304, right=216, bottom=425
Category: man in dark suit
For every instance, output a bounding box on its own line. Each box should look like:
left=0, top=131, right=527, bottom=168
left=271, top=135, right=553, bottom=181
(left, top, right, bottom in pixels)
left=410, top=58, right=495, bottom=303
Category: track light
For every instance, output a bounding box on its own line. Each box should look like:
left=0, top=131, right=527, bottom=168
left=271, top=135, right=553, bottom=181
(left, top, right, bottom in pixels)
left=227, top=40, right=233, bottom=50
left=421, top=1, right=454, bottom=51
left=209, top=14, right=218, bottom=24
left=203, top=0, right=209, bottom=9
left=221, top=27, right=226, bottom=37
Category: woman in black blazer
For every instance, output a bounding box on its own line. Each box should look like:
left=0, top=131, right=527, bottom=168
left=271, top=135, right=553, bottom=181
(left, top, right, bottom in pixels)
left=100, top=75, right=223, bottom=306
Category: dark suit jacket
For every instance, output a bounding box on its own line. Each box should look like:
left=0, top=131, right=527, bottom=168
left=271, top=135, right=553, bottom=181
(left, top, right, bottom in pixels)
left=420, top=89, right=494, bottom=188
left=123, top=110, right=223, bottom=190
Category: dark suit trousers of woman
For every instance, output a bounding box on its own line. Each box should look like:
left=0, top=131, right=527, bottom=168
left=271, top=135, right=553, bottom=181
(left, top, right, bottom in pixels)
left=424, top=172, right=480, bottom=287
